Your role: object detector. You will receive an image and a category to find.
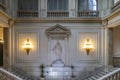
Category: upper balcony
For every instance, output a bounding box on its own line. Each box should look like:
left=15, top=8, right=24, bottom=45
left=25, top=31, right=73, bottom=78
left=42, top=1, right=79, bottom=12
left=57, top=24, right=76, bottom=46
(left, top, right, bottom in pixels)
left=17, top=10, right=38, bottom=17
left=47, top=10, right=69, bottom=18
left=77, top=10, right=99, bottom=18
left=16, top=0, right=100, bottom=20
left=111, top=0, right=120, bottom=12
left=0, top=0, right=6, bottom=11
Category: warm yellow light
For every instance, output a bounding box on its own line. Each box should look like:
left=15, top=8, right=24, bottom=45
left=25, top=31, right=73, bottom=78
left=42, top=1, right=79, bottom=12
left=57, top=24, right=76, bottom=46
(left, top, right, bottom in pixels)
left=0, top=39, right=4, bottom=43
left=83, top=39, right=93, bottom=55
left=23, top=38, right=33, bottom=55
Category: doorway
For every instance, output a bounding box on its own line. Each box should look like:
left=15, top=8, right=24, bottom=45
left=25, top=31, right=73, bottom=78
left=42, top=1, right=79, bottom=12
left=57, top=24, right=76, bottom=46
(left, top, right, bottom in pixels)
left=0, top=43, right=3, bottom=66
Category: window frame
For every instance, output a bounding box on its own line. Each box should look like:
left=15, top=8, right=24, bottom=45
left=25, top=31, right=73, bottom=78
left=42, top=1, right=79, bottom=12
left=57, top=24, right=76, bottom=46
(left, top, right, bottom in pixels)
left=77, top=0, right=98, bottom=11
left=18, top=0, right=38, bottom=11
left=114, top=0, right=120, bottom=4
left=47, top=0, right=68, bottom=11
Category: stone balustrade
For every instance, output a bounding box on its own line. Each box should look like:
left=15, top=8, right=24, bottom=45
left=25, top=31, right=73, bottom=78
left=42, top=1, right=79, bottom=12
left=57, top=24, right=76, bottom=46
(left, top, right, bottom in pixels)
left=0, top=68, right=23, bottom=80
left=17, top=10, right=38, bottom=18
left=0, top=66, right=120, bottom=80
left=0, top=0, right=6, bottom=11
left=112, top=1, right=120, bottom=12
left=98, top=68, right=120, bottom=80
left=77, top=10, right=99, bottom=17
left=47, top=10, right=69, bottom=18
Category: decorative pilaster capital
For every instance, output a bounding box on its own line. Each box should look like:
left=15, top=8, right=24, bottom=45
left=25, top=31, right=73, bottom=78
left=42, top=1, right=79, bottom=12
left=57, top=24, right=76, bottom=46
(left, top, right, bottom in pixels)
left=8, top=18, right=14, bottom=27
left=102, top=19, right=108, bottom=27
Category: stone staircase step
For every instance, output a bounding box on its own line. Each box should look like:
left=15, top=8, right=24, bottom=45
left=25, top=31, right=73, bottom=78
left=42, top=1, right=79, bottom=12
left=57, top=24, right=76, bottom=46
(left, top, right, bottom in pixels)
left=90, top=76, right=97, bottom=79
left=87, top=78, right=94, bottom=80
left=93, top=75, right=100, bottom=78
left=96, top=73, right=103, bottom=76
left=99, top=71, right=107, bottom=75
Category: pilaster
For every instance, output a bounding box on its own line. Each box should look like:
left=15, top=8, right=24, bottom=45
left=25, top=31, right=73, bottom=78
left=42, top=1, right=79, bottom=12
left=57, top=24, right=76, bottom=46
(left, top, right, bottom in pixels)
left=40, top=0, right=47, bottom=18
left=69, top=0, right=76, bottom=18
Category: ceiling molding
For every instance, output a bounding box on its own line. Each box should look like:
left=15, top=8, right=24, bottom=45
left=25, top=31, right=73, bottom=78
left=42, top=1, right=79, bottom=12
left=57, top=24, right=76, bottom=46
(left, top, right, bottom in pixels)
left=15, top=18, right=102, bottom=23
left=0, top=10, right=11, bottom=27
left=104, top=8, right=120, bottom=21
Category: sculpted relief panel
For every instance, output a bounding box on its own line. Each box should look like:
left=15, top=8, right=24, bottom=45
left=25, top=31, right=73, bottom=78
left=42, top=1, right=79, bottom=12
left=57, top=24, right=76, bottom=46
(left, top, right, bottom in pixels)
left=46, top=24, right=70, bottom=65
left=49, top=39, right=66, bottom=65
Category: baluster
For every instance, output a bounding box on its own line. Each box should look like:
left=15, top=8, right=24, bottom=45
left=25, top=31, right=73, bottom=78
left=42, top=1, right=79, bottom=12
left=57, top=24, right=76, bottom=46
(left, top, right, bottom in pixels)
left=50, top=12, right=54, bottom=17
left=82, top=12, right=84, bottom=16
left=53, top=11, right=54, bottom=17
left=78, top=12, right=80, bottom=17
left=119, top=71, right=120, bottom=79
left=52, top=11, right=53, bottom=17
left=63, top=12, right=65, bottom=17
left=55, top=11, right=56, bottom=17
left=51, top=11, right=52, bottom=17
left=116, top=73, right=118, bottom=79
left=49, top=11, right=51, bottom=17
left=49, top=12, right=50, bottom=17
left=62, top=12, right=63, bottom=17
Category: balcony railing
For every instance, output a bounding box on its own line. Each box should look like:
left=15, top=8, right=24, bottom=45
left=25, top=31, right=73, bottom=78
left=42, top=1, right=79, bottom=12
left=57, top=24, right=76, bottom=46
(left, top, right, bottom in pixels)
left=113, top=57, right=120, bottom=67
left=47, top=10, right=69, bottom=18
left=17, top=10, right=100, bottom=18
left=0, top=0, right=6, bottom=11
left=77, top=10, right=99, bottom=17
left=111, top=1, right=120, bottom=12
left=76, top=66, right=120, bottom=80
left=0, top=68, right=23, bottom=80
left=98, top=68, right=120, bottom=80
left=17, top=10, right=38, bottom=17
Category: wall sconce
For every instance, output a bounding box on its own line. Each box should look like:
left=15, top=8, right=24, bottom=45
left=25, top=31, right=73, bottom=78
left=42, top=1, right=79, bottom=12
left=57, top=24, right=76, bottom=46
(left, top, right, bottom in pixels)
left=83, top=39, right=93, bottom=55
left=23, top=38, right=33, bottom=55
left=0, top=39, right=4, bottom=43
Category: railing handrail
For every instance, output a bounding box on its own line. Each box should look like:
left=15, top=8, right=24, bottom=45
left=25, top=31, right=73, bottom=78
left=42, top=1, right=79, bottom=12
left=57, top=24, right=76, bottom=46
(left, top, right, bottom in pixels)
left=0, top=1, right=6, bottom=11
left=0, top=68, right=23, bottom=80
left=47, top=10, right=69, bottom=12
left=97, top=68, right=120, bottom=80
left=111, top=0, right=120, bottom=12
left=77, top=10, right=99, bottom=17
left=78, top=10, right=99, bottom=12
left=76, top=66, right=106, bottom=80
left=18, top=10, right=38, bottom=12
left=112, top=0, right=120, bottom=8
left=0, top=2, right=5, bottom=7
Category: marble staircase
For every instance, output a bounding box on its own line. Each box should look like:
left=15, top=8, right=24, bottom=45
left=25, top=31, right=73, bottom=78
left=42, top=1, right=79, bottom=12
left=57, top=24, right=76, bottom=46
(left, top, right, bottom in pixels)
left=0, top=66, right=120, bottom=80
left=76, top=66, right=120, bottom=80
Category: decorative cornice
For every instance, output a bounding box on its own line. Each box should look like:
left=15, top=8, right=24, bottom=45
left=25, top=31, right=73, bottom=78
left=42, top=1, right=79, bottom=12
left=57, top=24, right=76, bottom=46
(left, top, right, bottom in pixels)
left=0, top=10, right=11, bottom=27
left=15, top=18, right=102, bottom=23
left=102, top=8, right=120, bottom=28
left=46, top=24, right=71, bottom=38
left=0, top=10, right=10, bottom=20
left=104, top=8, right=120, bottom=21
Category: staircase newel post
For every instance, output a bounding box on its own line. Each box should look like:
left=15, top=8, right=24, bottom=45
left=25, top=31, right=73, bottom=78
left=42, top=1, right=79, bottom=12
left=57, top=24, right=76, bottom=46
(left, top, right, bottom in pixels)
left=40, top=64, right=45, bottom=80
